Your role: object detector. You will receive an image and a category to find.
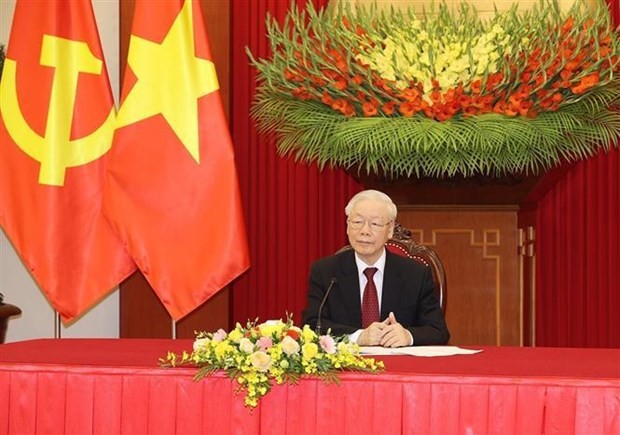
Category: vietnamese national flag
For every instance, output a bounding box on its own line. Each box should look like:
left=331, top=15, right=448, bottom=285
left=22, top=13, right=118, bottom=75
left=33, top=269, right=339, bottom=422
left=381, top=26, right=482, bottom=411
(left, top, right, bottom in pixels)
left=0, top=0, right=136, bottom=322
left=103, top=0, right=250, bottom=319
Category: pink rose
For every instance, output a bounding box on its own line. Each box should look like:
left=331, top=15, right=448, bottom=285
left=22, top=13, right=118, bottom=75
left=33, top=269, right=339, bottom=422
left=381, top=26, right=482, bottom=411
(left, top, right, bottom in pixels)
left=212, top=329, right=227, bottom=342
left=257, top=336, right=273, bottom=351
left=319, top=335, right=336, bottom=354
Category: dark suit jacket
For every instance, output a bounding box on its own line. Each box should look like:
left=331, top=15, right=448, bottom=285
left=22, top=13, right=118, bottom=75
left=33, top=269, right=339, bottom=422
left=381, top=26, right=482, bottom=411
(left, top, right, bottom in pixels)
left=302, top=249, right=450, bottom=345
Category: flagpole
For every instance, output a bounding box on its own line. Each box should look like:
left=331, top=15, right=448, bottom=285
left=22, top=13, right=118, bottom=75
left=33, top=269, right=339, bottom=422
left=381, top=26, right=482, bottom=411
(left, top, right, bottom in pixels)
left=54, top=311, right=62, bottom=339
left=172, top=319, right=177, bottom=339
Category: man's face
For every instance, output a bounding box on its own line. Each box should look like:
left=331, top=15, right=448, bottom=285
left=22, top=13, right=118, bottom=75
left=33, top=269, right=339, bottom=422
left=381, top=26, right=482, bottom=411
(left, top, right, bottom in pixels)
left=346, top=198, right=394, bottom=265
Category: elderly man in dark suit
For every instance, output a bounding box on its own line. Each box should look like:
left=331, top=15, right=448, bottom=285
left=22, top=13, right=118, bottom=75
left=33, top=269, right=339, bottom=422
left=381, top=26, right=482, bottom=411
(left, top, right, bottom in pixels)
left=302, top=190, right=449, bottom=347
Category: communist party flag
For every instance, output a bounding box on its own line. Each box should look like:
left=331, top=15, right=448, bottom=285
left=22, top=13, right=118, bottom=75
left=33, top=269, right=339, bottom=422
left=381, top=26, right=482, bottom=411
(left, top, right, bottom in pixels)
left=0, top=1, right=136, bottom=322
left=103, top=0, right=250, bottom=319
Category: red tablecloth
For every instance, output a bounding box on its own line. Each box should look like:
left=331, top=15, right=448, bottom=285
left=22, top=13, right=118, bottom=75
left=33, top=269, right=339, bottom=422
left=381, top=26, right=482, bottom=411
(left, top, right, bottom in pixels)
left=1, top=339, right=619, bottom=434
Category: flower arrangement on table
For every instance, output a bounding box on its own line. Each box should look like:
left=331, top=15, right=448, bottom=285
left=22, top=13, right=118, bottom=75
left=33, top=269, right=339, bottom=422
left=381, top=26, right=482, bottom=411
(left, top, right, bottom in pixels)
left=160, top=317, right=384, bottom=408
left=248, top=0, right=620, bottom=177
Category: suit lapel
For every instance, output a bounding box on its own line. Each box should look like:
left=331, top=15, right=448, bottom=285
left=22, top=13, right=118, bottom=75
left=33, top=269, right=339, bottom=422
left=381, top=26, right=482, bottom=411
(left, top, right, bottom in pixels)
left=381, top=251, right=404, bottom=319
left=338, top=250, right=362, bottom=326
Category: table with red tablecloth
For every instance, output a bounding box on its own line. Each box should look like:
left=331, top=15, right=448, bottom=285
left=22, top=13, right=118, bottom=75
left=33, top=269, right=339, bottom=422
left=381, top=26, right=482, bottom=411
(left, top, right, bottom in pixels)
left=1, top=339, right=618, bottom=434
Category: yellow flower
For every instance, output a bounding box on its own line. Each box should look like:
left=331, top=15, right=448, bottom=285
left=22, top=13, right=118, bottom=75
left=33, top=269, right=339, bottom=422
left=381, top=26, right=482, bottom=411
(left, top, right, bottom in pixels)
left=214, top=341, right=234, bottom=358
left=228, top=328, right=243, bottom=343
left=302, top=343, right=318, bottom=360
left=301, top=325, right=316, bottom=342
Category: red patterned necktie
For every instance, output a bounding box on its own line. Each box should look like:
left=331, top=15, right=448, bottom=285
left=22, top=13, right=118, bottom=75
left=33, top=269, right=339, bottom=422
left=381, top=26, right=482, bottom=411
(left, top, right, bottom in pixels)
left=362, top=267, right=379, bottom=327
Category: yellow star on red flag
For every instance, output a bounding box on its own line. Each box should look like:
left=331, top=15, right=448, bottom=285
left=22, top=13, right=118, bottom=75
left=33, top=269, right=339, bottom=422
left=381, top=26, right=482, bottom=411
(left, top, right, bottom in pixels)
left=116, top=0, right=218, bottom=162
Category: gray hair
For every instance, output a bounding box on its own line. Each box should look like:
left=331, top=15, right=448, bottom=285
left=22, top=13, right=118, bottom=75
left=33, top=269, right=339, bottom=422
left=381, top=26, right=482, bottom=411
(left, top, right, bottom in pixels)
left=345, top=189, right=397, bottom=220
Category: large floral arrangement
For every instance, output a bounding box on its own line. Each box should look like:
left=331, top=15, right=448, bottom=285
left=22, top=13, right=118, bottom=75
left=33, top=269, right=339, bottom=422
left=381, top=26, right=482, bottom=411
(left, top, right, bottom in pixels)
left=248, top=0, right=620, bottom=177
left=160, top=317, right=384, bottom=408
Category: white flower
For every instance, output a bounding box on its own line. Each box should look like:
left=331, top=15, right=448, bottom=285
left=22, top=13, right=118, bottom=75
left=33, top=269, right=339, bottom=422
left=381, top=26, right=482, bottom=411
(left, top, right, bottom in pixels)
left=193, top=337, right=210, bottom=352
left=239, top=338, right=254, bottom=354
left=249, top=351, right=272, bottom=372
left=281, top=335, right=300, bottom=355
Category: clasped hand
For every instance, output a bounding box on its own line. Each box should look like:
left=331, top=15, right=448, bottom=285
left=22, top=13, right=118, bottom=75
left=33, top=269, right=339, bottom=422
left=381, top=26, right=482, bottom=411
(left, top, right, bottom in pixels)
left=357, top=312, right=411, bottom=347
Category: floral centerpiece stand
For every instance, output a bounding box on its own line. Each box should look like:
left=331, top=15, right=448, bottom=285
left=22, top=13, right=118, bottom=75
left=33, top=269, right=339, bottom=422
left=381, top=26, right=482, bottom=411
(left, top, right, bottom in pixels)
left=248, top=0, right=619, bottom=205
left=161, top=318, right=384, bottom=408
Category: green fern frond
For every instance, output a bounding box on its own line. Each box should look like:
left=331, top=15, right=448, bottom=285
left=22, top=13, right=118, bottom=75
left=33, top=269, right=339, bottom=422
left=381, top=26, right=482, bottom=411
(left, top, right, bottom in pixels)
left=251, top=90, right=620, bottom=177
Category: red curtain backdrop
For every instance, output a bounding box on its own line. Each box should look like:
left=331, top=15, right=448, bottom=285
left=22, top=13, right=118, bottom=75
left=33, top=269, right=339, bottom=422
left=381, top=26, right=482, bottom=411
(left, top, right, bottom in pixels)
left=230, top=0, right=361, bottom=325
left=535, top=1, right=620, bottom=348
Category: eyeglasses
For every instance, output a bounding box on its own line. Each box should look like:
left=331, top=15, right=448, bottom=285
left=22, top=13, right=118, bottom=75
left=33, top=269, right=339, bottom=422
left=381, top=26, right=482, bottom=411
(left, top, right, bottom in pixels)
left=347, top=219, right=393, bottom=231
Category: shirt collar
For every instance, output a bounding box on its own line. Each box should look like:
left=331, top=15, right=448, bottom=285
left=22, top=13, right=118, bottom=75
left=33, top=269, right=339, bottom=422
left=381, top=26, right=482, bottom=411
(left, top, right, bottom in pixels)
left=354, top=248, right=386, bottom=275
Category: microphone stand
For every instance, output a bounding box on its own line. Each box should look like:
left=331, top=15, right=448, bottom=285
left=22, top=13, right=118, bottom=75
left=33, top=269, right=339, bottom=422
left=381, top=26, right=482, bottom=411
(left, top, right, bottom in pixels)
left=316, top=277, right=337, bottom=336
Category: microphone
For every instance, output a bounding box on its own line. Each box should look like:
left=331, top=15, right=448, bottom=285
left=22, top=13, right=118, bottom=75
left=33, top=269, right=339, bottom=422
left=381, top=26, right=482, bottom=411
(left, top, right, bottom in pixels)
left=316, top=277, right=337, bottom=336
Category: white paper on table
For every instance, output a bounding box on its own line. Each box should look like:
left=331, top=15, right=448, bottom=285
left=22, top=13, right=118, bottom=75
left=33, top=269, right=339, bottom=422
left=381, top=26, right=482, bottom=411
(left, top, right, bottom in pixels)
left=359, top=346, right=482, bottom=357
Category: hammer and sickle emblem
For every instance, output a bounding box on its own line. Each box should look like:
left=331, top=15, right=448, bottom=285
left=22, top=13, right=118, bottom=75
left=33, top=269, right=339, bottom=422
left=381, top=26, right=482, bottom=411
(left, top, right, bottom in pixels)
left=0, top=35, right=115, bottom=186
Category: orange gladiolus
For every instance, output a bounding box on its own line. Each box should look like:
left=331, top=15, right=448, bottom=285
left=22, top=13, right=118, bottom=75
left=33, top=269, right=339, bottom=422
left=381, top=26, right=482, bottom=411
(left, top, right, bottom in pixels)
left=539, top=98, right=554, bottom=110
left=504, top=106, right=519, bottom=116
left=486, top=73, right=504, bottom=91
left=331, top=99, right=356, bottom=116
left=331, top=99, right=347, bottom=112
left=333, top=75, right=348, bottom=91
left=292, top=86, right=312, bottom=100
left=533, top=75, right=545, bottom=87
left=343, top=102, right=356, bottom=117
left=599, top=46, right=611, bottom=57
left=571, top=72, right=600, bottom=94
left=582, top=18, right=594, bottom=31
left=459, top=95, right=472, bottom=107
left=312, top=76, right=326, bottom=86
left=284, top=68, right=299, bottom=81
left=362, top=102, right=378, bottom=117
left=321, top=92, right=333, bottom=105
left=470, top=80, right=482, bottom=94
left=430, top=89, right=442, bottom=103
left=562, top=17, right=574, bottom=34
left=327, top=49, right=348, bottom=73
left=493, top=101, right=507, bottom=114
left=435, top=111, right=452, bottom=122
left=399, top=102, right=416, bottom=117
left=565, top=59, right=582, bottom=71
left=399, top=87, right=421, bottom=102
left=382, top=102, right=396, bottom=115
